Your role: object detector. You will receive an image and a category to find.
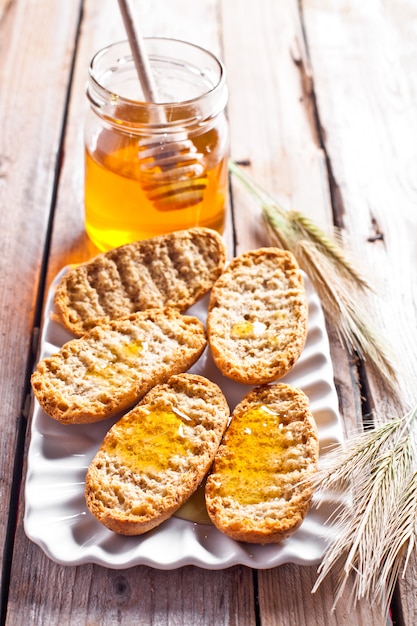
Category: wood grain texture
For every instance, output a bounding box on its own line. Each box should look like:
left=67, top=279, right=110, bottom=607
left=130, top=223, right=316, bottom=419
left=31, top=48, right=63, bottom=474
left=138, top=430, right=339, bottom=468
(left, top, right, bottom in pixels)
left=222, top=0, right=334, bottom=253
left=302, top=0, right=417, bottom=623
left=302, top=0, right=417, bottom=403
left=0, top=0, right=82, bottom=594
left=7, top=541, right=255, bottom=625
left=257, top=564, right=387, bottom=625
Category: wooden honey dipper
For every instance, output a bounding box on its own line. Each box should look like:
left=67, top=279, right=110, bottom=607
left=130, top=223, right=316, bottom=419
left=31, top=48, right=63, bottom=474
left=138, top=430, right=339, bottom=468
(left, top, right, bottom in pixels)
left=117, top=0, right=207, bottom=211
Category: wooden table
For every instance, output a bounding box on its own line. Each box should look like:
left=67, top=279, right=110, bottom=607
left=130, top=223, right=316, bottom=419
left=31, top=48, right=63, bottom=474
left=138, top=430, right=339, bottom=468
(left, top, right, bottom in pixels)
left=1, top=0, right=417, bottom=624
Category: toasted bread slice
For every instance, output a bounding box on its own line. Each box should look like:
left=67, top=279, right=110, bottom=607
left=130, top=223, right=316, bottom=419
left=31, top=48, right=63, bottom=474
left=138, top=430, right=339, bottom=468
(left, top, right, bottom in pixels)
left=31, top=309, right=206, bottom=425
left=53, top=227, right=226, bottom=336
left=207, top=248, right=308, bottom=384
left=85, top=373, right=230, bottom=535
left=205, top=383, right=319, bottom=544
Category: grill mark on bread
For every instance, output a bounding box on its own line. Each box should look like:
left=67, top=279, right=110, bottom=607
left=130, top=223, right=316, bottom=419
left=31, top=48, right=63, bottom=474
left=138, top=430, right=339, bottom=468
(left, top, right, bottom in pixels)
left=86, top=257, right=134, bottom=320
left=165, top=236, right=200, bottom=303
left=205, top=383, right=319, bottom=544
left=31, top=309, right=207, bottom=424
left=85, top=373, right=230, bottom=535
left=53, top=228, right=226, bottom=336
left=62, top=268, right=105, bottom=327
left=108, top=246, right=164, bottom=310
left=137, top=243, right=176, bottom=305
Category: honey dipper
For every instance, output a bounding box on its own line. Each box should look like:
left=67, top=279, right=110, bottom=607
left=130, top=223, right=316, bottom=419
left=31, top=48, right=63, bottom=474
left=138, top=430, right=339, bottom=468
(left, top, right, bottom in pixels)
left=117, top=0, right=207, bottom=211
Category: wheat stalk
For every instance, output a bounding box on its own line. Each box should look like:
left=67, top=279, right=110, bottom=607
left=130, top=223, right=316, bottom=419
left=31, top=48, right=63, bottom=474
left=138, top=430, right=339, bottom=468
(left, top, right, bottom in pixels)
left=311, top=405, right=417, bottom=613
left=228, top=160, right=398, bottom=392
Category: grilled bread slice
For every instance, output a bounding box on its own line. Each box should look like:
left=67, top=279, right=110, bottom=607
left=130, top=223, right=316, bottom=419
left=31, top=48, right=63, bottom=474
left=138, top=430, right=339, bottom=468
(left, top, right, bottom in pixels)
left=53, top=227, right=226, bottom=336
left=205, top=383, right=319, bottom=544
left=31, top=309, right=206, bottom=425
left=207, top=248, right=308, bottom=384
left=85, top=373, right=230, bottom=536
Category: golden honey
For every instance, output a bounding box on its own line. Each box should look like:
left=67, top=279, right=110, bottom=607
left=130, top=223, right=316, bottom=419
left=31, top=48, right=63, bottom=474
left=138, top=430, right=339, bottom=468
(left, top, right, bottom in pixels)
left=175, top=480, right=212, bottom=525
left=231, top=320, right=267, bottom=340
left=85, top=339, right=146, bottom=379
left=213, top=405, right=287, bottom=506
left=108, top=406, right=196, bottom=474
left=85, top=39, right=229, bottom=251
left=84, top=138, right=228, bottom=251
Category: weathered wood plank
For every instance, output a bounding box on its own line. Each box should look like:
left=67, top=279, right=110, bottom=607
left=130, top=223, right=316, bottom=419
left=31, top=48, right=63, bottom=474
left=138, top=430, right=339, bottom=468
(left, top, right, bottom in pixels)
left=222, top=0, right=334, bottom=250
left=302, top=0, right=417, bottom=623
left=7, top=545, right=255, bottom=626
left=257, top=564, right=387, bottom=626
left=0, top=0, right=82, bottom=601
left=302, top=0, right=417, bottom=384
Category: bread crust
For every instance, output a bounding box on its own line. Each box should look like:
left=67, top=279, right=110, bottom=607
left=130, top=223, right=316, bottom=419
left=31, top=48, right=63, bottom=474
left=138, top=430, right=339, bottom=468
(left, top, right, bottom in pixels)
left=53, top=227, right=226, bottom=336
left=207, top=248, right=308, bottom=384
left=205, top=383, right=319, bottom=544
left=85, top=373, right=230, bottom=535
left=31, top=309, right=207, bottom=424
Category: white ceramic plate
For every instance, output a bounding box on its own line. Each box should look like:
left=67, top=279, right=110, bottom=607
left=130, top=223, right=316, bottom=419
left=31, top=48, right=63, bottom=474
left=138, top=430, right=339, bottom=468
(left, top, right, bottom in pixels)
left=24, top=267, right=343, bottom=569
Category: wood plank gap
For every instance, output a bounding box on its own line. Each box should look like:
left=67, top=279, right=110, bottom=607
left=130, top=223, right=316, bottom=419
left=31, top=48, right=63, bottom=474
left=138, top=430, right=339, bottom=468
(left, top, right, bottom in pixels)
left=0, top=407, right=28, bottom=626
left=391, top=581, right=406, bottom=626
left=356, top=358, right=377, bottom=431
left=252, top=570, right=262, bottom=626
left=227, top=169, right=238, bottom=257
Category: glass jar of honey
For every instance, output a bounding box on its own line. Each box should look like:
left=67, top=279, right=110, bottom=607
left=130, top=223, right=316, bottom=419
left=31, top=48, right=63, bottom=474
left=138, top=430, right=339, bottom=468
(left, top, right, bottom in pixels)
left=84, top=38, right=229, bottom=251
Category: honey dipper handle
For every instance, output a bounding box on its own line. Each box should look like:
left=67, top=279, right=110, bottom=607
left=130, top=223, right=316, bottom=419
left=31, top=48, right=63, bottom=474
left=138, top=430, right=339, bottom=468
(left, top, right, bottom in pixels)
left=116, top=0, right=160, bottom=103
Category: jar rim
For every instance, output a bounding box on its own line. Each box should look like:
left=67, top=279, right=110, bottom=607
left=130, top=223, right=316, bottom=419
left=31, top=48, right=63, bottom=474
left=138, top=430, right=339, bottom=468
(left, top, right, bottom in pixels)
left=87, top=37, right=227, bottom=126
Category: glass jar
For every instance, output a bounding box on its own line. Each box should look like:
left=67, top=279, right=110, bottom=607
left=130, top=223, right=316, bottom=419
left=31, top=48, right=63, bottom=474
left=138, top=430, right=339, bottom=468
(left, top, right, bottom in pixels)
left=84, top=38, right=229, bottom=251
